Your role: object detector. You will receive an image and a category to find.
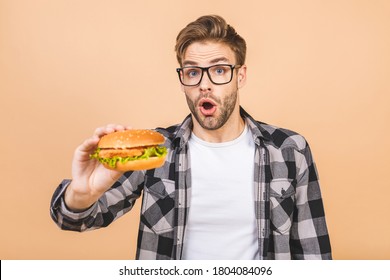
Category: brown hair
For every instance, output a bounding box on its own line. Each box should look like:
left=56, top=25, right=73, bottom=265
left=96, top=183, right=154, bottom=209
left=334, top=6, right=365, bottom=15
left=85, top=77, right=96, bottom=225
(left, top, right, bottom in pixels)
left=175, top=15, right=247, bottom=66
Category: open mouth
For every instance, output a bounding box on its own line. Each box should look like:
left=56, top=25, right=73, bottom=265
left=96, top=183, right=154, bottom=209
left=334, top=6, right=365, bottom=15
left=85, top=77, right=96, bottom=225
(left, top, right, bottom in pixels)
left=202, top=102, right=214, bottom=110
left=199, top=99, right=217, bottom=116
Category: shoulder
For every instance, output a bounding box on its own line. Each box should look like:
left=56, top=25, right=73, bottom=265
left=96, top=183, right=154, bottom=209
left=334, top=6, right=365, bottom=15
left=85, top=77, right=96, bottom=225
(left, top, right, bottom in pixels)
left=154, top=114, right=193, bottom=149
left=241, top=107, right=308, bottom=152
left=155, top=124, right=180, bottom=138
left=154, top=122, right=188, bottom=149
left=155, top=124, right=179, bottom=139
left=256, top=121, right=308, bottom=152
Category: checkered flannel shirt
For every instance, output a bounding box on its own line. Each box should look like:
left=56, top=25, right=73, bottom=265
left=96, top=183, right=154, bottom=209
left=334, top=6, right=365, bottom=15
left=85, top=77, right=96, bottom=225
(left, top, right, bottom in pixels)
left=50, top=107, right=332, bottom=260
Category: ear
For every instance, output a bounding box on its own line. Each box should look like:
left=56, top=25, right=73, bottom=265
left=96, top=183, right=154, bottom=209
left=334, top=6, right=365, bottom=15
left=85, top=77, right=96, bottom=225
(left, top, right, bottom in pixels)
left=237, top=65, right=247, bottom=89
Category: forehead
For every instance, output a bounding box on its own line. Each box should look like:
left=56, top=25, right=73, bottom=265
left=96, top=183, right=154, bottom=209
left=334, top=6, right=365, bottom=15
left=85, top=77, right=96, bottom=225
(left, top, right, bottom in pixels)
left=182, top=41, right=236, bottom=66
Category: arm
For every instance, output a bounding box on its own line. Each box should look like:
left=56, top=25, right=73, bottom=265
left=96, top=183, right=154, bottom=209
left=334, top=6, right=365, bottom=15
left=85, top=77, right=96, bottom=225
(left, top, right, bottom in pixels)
left=50, top=173, right=144, bottom=232
left=64, top=125, right=126, bottom=211
left=50, top=124, right=144, bottom=231
left=290, top=143, right=332, bottom=259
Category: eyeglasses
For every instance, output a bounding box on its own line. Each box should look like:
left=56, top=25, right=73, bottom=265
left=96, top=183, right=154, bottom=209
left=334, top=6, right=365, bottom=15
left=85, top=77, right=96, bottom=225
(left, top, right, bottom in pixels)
left=176, top=64, right=241, bottom=86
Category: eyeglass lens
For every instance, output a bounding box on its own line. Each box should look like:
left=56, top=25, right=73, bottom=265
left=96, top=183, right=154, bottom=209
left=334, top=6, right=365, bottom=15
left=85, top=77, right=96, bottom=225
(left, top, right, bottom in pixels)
left=180, top=64, right=233, bottom=86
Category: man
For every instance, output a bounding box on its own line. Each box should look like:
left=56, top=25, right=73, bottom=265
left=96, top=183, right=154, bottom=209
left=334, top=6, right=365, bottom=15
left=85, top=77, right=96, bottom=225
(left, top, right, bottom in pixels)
left=50, top=15, right=332, bottom=260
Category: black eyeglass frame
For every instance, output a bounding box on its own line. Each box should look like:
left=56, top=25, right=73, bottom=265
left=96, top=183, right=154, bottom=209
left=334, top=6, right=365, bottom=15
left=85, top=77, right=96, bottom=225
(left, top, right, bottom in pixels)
left=176, top=64, right=241, bottom=86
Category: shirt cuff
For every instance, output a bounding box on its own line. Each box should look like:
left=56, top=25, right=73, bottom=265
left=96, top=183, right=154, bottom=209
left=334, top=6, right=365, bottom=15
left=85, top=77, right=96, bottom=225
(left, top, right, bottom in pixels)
left=59, top=197, right=96, bottom=219
left=51, top=179, right=96, bottom=220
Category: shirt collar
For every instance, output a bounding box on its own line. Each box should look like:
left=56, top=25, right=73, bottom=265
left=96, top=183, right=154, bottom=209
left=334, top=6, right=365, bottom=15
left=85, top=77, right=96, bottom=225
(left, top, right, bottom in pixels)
left=239, top=107, right=272, bottom=145
left=171, top=106, right=271, bottom=149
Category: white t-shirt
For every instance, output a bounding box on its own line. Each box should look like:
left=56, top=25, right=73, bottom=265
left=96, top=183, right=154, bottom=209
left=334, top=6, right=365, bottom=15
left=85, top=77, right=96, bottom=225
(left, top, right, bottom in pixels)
left=182, top=123, right=259, bottom=260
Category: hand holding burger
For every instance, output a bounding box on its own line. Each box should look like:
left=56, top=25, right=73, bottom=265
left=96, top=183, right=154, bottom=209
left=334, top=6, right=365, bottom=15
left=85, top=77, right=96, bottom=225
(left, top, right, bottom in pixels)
left=64, top=125, right=167, bottom=211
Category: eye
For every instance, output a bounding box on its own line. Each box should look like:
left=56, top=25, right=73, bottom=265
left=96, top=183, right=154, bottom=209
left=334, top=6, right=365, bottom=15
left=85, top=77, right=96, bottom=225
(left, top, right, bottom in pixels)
left=212, top=65, right=228, bottom=75
left=215, top=67, right=225, bottom=74
left=185, top=68, right=201, bottom=78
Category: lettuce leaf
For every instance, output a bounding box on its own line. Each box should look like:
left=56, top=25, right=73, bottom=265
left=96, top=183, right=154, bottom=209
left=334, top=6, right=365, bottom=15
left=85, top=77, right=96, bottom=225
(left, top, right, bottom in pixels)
left=90, top=146, right=167, bottom=168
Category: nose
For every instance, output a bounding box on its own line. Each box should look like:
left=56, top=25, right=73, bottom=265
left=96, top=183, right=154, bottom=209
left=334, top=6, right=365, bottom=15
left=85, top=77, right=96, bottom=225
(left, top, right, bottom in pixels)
left=199, top=69, right=212, bottom=91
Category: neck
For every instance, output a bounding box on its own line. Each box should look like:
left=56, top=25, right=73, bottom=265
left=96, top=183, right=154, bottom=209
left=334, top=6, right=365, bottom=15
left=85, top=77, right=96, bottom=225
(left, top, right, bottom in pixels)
left=192, top=107, right=245, bottom=143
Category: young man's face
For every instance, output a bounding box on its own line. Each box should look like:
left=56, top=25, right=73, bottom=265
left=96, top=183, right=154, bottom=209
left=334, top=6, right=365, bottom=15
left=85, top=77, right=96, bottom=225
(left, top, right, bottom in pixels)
left=180, top=41, right=246, bottom=131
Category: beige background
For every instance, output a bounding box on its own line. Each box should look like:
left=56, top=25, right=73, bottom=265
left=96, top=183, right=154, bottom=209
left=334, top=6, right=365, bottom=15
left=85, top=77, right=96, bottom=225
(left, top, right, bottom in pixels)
left=1, top=0, right=389, bottom=259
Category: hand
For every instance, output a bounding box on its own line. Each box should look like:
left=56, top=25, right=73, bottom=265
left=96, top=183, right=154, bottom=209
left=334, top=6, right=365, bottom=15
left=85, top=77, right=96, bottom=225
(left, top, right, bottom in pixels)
left=64, top=124, right=131, bottom=211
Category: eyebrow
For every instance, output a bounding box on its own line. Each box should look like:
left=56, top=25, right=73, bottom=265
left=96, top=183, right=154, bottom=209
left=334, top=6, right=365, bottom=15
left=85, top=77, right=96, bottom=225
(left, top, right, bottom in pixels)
left=182, top=57, right=230, bottom=67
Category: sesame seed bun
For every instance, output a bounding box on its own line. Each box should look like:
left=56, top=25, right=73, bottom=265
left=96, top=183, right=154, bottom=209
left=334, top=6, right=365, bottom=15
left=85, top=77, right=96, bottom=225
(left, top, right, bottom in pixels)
left=98, top=129, right=165, bottom=149
left=94, top=129, right=167, bottom=171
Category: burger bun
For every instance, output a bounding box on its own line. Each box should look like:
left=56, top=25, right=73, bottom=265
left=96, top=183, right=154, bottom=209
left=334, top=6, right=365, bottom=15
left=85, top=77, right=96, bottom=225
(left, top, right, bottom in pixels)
left=94, top=129, right=167, bottom=171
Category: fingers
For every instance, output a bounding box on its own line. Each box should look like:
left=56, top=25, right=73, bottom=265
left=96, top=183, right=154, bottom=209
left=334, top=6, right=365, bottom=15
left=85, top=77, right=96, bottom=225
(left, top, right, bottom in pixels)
left=93, top=124, right=131, bottom=138
left=83, top=124, right=132, bottom=152
left=77, top=124, right=132, bottom=156
left=93, top=124, right=121, bottom=138
left=78, top=135, right=100, bottom=154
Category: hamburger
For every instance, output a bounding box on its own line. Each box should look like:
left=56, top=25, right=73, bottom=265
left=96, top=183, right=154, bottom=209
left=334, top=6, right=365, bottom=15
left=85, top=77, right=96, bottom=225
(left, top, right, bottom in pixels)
left=90, top=129, right=167, bottom=171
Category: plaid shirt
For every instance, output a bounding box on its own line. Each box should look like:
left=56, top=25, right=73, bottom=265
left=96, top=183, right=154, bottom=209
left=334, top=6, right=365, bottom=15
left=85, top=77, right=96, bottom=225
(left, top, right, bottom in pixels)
left=50, top=107, right=332, bottom=260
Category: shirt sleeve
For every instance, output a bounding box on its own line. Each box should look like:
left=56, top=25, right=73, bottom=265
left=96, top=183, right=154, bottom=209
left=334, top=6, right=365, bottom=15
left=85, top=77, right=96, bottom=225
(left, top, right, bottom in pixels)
left=50, top=172, right=144, bottom=232
left=290, top=143, right=332, bottom=259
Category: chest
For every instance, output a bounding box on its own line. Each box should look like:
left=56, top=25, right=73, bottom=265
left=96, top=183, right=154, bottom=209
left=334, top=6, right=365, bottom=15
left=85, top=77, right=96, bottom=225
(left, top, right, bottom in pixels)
left=188, top=134, right=256, bottom=221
